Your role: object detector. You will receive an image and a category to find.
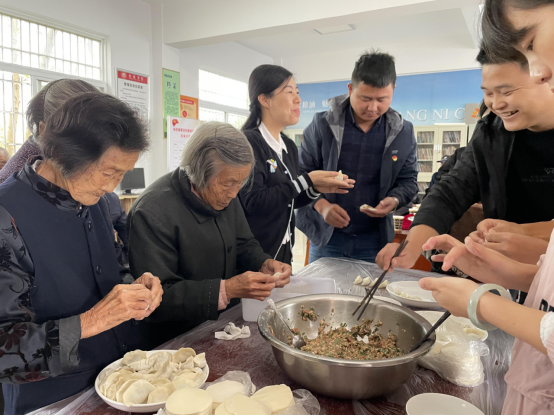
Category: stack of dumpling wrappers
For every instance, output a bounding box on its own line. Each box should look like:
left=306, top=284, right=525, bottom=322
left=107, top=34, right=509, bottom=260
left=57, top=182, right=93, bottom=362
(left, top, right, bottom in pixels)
left=97, top=348, right=207, bottom=407
left=162, top=382, right=295, bottom=415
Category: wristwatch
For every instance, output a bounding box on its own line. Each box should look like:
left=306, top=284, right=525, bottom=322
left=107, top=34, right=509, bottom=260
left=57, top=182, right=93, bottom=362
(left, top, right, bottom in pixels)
left=392, top=197, right=399, bottom=208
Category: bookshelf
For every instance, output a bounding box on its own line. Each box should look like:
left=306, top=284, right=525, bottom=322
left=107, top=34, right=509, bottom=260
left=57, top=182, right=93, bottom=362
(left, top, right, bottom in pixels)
left=414, top=124, right=468, bottom=195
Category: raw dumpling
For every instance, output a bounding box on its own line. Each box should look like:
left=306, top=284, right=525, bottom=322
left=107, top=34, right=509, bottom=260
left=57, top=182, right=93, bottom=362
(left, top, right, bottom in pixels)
left=361, top=277, right=372, bottom=286
left=193, top=352, right=207, bottom=369
left=101, top=369, right=132, bottom=396
left=273, top=272, right=281, bottom=278
left=335, top=170, right=344, bottom=181
left=360, top=204, right=376, bottom=211
left=165, top=388, right=213, bottom=415
left=115, top=378, right=140, bottom=403
left=353, top=276, right=362, bottom=285
left=147, top=385, right=172, bottom=404
left=122, top=379, right=155, bottom=407
left=121, top=350, right=147, bottom=366
left=378, top=280, right=389, bottom=289
left=251, top=384, right=294, bottom=413
left=172, top=347, right=196, bottom=363
left=225, top=393, right=272, bottom=415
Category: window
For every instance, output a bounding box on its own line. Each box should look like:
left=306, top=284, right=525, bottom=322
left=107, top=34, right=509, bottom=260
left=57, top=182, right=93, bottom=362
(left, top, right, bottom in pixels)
left=0, top=13, right=102, bottom=80
left=0, top=70, right=31, bottom=155
left=199, top=70, right=248, bottom=109
left=0, top=11, right=106, bottom=157
left=199, top=70, right=248, bottom=130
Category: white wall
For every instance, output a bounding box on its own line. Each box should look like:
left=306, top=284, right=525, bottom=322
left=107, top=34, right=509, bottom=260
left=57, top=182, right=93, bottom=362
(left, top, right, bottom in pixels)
left=283, top=36, right=480, bottom=84
left=180, top=42, right=273, bottom=99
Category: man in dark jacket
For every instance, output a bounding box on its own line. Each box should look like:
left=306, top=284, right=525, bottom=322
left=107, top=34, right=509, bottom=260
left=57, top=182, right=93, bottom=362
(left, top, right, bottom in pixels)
left=377, top=47, right=554, bottom=272
left=297, top=51, right=418, bottom=263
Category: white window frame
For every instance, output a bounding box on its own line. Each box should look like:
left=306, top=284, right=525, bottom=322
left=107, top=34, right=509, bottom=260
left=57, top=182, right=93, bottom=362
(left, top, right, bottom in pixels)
left=0, top=7, right=108, bottom=96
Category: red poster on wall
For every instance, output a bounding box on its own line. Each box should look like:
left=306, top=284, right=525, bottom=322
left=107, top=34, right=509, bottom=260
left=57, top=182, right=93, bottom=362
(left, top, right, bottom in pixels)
left=180, top=96, right=199, bottom=119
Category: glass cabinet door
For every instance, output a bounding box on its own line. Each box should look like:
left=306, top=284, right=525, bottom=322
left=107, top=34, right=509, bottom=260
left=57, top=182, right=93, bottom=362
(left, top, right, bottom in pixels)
left=441, top=130, right=462, bottom=157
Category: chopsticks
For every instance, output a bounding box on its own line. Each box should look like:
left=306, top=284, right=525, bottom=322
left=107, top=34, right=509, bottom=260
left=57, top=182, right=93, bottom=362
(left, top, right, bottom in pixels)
left=409, top=311, right=451, bottom=352
left=352, top=240, right=409, bottom=321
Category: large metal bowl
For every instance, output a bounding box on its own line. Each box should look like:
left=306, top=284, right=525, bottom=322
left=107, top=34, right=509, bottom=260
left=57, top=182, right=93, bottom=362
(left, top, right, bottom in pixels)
left=258, top=294, right=435, bottom=399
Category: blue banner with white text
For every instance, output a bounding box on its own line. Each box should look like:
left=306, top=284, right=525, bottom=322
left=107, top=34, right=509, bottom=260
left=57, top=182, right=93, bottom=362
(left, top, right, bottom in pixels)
left=297, top=69, right=483, bottom=129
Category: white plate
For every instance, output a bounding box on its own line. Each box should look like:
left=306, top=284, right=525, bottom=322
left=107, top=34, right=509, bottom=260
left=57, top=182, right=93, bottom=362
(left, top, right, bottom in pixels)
left=386, top=281, right=440, bottom=308
left=406, top=393, right=484, bottom=415
left=416, top=310, right=488, bottom=341
left=94, top=349, right=209, bottom=413
left=373, top=295, right=402, bottom=306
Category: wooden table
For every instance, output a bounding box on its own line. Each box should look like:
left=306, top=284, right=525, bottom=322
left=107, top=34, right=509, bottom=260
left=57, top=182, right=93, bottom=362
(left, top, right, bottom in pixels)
left=118, top=194, right=139, bottom=214
left=31, top=259, right=513, bottom=415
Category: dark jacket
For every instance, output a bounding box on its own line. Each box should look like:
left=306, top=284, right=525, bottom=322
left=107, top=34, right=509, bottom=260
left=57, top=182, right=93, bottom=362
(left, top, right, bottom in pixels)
left=239, top=128, right=318, bottom=259
left=103, top=192, right=129, bottom=265
left=412, top=113, right=515, bottom=234
left=296, top=94, right=418, bottom=248
left=0, top=176, right=140, bottom=414
left=127, top=168, right=271, bottom=348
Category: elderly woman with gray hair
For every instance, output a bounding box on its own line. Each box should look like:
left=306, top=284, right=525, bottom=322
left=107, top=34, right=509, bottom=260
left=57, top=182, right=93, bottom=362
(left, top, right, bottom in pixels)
left=128, top=121, right=291, bottom=348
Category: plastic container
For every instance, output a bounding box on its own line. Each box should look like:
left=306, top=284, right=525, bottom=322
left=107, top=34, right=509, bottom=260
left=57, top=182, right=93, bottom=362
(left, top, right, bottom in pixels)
left=242, top=276, right=336, bottom=322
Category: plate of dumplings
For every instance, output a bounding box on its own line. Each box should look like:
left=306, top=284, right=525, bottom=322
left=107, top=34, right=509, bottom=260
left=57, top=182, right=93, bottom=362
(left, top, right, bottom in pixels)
left=95, top=348, right=209, bottom=413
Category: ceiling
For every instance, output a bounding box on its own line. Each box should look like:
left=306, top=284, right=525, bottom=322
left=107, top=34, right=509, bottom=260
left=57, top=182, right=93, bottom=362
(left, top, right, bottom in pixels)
left=237, top=8, right=475, bottom=60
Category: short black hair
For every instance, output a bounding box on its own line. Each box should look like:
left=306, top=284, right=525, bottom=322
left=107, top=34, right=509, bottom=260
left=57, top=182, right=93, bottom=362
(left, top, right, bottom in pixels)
left=476, top=45, right=528, bottom=68
left=41, top=92, right=149, bottom=178
left=351, top=50, right=396, bottom=89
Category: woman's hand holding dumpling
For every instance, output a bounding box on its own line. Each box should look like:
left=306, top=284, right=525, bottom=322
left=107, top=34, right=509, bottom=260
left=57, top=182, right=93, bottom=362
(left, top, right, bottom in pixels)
left=80, top=283, right=153, bottom=339
left=133, top=272, right=163, bottom=317
left=259, top=259, right=291, bottom=288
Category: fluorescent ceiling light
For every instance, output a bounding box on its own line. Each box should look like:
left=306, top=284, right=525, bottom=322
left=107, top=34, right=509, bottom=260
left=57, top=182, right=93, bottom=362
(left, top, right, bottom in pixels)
left=314, top=24, right=355, bottom=35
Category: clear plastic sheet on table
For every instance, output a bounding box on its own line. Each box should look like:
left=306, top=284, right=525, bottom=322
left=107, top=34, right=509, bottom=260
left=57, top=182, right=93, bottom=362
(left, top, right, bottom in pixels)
left=418, top=318, right=489, bottom=388
left=292, top=257, right=443, bottom=298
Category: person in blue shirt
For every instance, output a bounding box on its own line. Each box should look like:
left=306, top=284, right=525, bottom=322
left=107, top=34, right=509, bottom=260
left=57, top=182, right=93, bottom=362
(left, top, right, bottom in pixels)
left=297, top=51, right=418, bottom=263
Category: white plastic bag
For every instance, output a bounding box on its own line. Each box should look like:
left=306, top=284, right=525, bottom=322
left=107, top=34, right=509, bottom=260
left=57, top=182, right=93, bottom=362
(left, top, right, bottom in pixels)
left=418, top=318, right=489, bottom=387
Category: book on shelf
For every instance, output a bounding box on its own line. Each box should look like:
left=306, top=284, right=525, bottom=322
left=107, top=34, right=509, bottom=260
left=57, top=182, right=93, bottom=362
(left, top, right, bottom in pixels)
left=417, top=147, right=434, bottom=160
left=416, top=131, right=434, bottom=144
left=417, top=162, right=433, bottom=173
left=443, top=131, right=461, bottom=144
left=417, top=182, right=430, bottom=192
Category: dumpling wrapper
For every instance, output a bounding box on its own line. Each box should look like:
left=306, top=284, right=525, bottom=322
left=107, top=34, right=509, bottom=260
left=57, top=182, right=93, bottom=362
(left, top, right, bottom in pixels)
left=193, top=352, right=207, bottom=369
left=225, top=392, right=272, bottom=415
left=215, top=402, right=233, bottom=415
left=353, top=276, right=362, bottom=285
left=251, top=384, right=294, bottom=413
left=206, top=380, right=247, bottom=405
left=147, top=385, right=172, bottom=404
left=165, top=387, right=213, bottom=415
left=463, top=327, right=487, bottom=339
left=121, top=350, right=147, bottom=366
left=360, top=204, right=376, bottom=211
left=361, top=277, right=372, bottom=286
left=122, top=379, right=155, bottom=407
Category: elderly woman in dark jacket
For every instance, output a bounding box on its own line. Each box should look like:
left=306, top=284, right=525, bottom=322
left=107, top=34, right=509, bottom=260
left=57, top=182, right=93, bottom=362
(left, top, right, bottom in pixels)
left=0, top=92, right=162, bottom=414
left=128, top=121, right=291, bottom=348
